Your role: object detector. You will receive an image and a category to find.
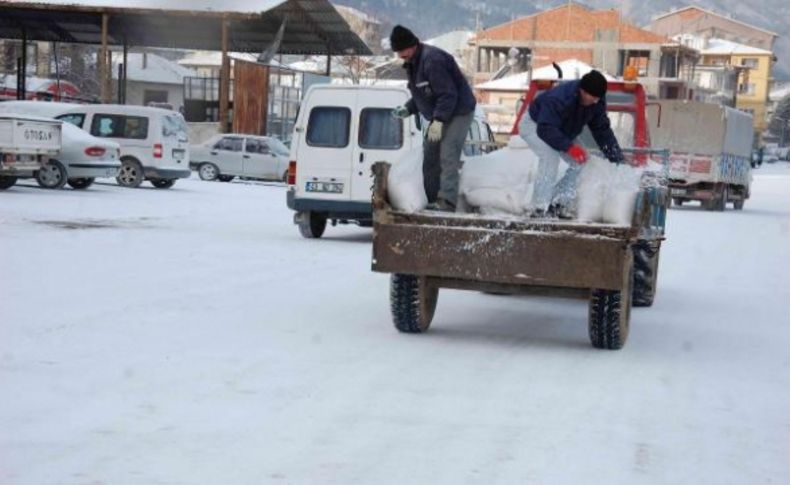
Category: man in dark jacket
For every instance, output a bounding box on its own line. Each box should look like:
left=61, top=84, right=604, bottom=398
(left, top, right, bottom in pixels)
left=519, top=70, right=623, bottom=217
left=390, top=25, right=477, bottom=211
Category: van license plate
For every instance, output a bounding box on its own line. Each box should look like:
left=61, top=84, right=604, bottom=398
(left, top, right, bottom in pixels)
left=306, top=181, right=343, bottom=193
left=172, top=149, right=185, bottom=160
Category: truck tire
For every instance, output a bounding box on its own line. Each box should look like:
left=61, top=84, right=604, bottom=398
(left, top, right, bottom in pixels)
left=589, top=268, right=632, bottom=350
left=672, top=198, right=684, bottom=207
left=734, top=199, right=744, bottom=210
left=35, top=160, right=68, bottom=189
left=67, top=177, right=95, bottom=190
left=0, top=175, right=18, bottom=190
left=632, top=241, right=659, bottom=307
left=298, top=212, right=327, bottom=239
left=390, top=274, right=438, bottom=333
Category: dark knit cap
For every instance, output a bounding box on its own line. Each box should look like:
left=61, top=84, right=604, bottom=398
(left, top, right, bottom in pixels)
left=579, top=70, right=608, bottom=98
left=390, top=25, right=419, bottom=52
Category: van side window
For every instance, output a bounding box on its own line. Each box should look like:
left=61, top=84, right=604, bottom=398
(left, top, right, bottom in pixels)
left=214, top=137, right=243, bottom=152
left=306, top=107, right=350, bottom=148
left=359, top=108, right=403, bottom=150
left=56, top=113, right=85, bottom=128
left=90, top=114, right=149, bottom=140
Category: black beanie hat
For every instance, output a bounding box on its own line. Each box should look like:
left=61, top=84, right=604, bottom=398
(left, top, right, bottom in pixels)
left=390, top=25, right=419, bottom=52
left=579, top=70, right=608, bottom=98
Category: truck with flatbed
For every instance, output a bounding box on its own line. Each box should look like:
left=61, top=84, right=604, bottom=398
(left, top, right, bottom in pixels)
left=0, top=114, right=62, bottom=190
left=647, top=100, right=753, bottom=211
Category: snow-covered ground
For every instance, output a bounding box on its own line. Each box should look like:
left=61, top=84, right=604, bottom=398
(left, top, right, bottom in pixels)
left=2, top=166, right=789, bottom=484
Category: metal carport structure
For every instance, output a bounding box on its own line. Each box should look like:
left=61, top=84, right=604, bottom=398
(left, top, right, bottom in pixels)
left=0, top=0, right=371, bottom=126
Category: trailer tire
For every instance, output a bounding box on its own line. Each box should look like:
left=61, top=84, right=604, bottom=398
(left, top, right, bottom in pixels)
left=0, top=175, right=17, bottom=190
left=390, top=274, right=438, bottom=333
left=589, top=266, right=632, bottom=350
left=632, top=241, right=659, bottom=307
left=298, top=212, right=327, bottom=239
left=733, top=199, right=744, bottom=210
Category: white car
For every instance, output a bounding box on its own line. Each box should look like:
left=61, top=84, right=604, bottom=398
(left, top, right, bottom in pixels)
left=0, top=101, right=121, bottom=189
left=190, top=134, right=290, bottom=182
left=55, top=104, right=190, bottom=189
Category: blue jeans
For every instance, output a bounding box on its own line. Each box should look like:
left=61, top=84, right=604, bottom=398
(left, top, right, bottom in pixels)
left=519, top=115, right=582, bottom=211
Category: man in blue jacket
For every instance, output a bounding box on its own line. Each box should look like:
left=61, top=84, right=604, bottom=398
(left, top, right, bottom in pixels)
left=390, top=25, right=477, bottom=211
left=519, top=70, right=623, bottom=217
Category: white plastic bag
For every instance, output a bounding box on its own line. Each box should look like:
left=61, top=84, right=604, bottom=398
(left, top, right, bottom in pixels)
left=387, top=147, right=427, bottom=213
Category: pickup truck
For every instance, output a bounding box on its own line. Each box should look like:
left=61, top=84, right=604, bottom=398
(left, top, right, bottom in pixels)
left=0, top=114, right=62, bottom=190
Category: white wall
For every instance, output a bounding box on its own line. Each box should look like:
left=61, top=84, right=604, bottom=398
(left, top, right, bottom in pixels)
left=125, top=81, right=185, bottom=110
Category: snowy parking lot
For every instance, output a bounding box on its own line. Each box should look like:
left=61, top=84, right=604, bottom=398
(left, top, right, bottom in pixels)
left=2, top=166, right=790, bottom=484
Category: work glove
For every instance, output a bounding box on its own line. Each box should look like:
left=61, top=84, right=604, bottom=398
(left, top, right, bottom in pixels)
left=566, top=144, right=588, bottom=164
left=391, top=105, right=410, bottom=119
left=426, top=120, right=444, bottom=143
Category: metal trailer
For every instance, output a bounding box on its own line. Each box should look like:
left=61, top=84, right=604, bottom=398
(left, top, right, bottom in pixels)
left=0, top=114, right=62, bottom=190
left=370, top=150, right=669, bottom=350
left=647, top=100, right=753, bottom=211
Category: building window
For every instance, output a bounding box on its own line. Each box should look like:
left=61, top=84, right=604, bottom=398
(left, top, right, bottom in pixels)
left=739, top=83, right=756, bottom=95
left=740, top=58, right=759, bottom=69
left=618, top=50, right=650, bottom=77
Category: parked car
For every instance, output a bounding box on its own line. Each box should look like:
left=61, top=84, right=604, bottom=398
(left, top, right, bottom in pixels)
left=55, top=104, right=190, bottom=189
left=190, top=134, right=290, bottom=182
left=0, top=101, right=121, bottom=189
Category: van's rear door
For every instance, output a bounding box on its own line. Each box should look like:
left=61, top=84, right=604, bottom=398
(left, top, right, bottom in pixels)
left=350, top=89, right=411, bottom=201
left=295, top=88, right=357, bottom=202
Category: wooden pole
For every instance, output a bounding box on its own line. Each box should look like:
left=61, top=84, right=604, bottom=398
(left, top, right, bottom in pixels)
left=100, top=13, right=110, bottom=103
left=122, top=39, right=128, bottom=104
left=219, top=18, right=230, bottom=133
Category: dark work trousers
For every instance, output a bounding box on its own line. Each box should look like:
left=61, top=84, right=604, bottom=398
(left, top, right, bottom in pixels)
left=421, top=111, right=475, bottom=206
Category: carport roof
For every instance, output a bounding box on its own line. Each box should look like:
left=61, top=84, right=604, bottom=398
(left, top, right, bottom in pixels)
left=0, top=0, right=372, bottom=55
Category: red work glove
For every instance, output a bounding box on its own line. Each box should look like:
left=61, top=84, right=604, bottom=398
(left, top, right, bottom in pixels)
left=566, top=144, right=588, bottom=165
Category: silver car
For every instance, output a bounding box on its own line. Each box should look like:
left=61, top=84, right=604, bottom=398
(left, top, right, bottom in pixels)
left=190, top=134, right=290, bottom=182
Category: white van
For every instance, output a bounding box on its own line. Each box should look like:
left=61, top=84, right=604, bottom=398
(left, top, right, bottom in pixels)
left=286, top=85, right=496, bottom=238
left=56, top=104, right=190, bottom=188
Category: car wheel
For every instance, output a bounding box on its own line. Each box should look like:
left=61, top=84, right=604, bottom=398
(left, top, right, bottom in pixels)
left=67, top=177, right=95, bottom=190
left=218, top=175, right=235, bottom=182
left=117, top=158, right=144, bottom=188
left=0, top=175, right=17, bottom=190
left=151, top=179, right=176, bottom=189
left=35, top=160, right=68, bottom=189
left=198, top=162, right=219, bottom=181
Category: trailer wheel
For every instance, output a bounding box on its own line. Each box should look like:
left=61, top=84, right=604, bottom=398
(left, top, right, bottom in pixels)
left=632, top=241, right=660, bottom=307
left=0, top=175, right=17, bottom=190
left=297, top=211, right=327, bottom=239
left=733, top=199, right=744, bottom=210
left=390, top=274, right=438, bottom=333
left=589, top=269, right=632, bottom=350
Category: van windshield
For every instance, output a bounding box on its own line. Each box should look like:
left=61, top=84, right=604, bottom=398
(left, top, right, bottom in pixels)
left=162, top=114, right=188, bottom=142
